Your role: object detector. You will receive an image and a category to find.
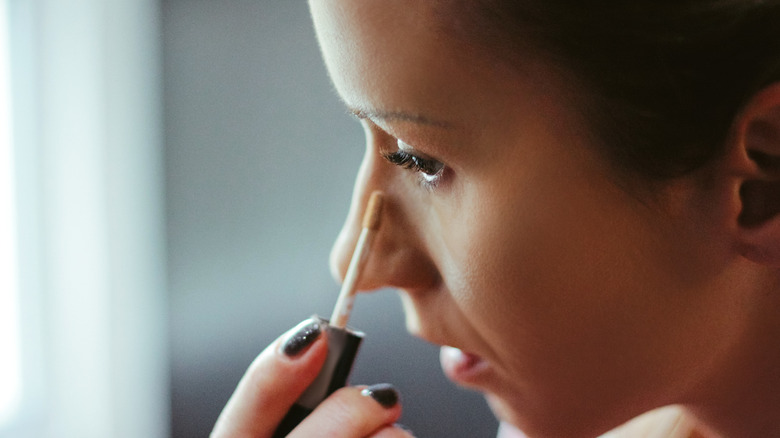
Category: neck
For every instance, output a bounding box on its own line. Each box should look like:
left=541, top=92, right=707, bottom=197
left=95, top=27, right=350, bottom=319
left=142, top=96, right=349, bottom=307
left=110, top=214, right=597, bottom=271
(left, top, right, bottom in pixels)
left=685, top=273, right=780, bottom=437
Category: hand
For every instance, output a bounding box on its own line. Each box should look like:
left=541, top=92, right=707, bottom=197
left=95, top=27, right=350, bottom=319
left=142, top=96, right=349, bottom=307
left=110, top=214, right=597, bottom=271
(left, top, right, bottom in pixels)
left=211, top=318, right=414, bottom=437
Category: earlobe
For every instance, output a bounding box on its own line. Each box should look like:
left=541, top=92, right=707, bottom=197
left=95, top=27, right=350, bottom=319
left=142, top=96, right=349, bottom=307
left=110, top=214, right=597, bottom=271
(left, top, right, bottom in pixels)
left=734, top=83, right=780, bottom=266
left=739, top=187, right=780, bottom=266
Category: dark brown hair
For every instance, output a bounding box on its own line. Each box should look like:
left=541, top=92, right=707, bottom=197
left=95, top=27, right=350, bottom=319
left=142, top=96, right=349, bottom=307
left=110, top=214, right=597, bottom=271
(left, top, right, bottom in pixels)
left=442, top=1, right=780, bottom=179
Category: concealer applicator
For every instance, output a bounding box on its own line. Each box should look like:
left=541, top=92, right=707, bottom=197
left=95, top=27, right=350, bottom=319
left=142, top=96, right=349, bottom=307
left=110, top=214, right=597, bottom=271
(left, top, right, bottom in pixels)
left=272, top=191, right=384, bottom=437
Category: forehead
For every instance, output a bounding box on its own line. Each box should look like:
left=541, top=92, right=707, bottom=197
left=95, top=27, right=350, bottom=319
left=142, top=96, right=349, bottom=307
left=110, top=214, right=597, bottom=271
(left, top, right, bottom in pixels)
left=308, top=0, right=588, bottom=144
left=309, top=0, right=485, bottom=120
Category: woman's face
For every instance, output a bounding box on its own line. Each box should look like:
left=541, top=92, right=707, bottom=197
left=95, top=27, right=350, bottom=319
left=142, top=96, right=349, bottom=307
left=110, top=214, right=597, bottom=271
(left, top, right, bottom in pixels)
left=311, top=0, right=738, bottom=435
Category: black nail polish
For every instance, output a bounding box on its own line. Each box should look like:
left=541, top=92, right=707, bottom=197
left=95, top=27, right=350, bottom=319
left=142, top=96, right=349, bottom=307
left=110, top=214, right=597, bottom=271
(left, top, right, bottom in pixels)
left=282, top=319, right=322, bottom=357
left=361, top=383, right=399, bottom=408
left=273, top=320, right=364, bottom=438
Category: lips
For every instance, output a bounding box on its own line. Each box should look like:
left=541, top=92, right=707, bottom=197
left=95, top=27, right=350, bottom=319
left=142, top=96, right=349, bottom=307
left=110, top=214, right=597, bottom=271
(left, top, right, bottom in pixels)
left=439, top=345, right=490, bottom=386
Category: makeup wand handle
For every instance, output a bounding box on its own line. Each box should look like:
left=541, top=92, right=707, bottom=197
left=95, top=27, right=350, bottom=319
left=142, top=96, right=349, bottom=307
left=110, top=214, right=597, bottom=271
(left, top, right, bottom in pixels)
left=273, top=191, right=382, bottom=436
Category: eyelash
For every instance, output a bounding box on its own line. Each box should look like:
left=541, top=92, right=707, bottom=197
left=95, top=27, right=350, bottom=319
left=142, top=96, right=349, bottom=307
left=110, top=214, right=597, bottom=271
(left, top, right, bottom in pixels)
left=382, top=148, right=446, bottom=187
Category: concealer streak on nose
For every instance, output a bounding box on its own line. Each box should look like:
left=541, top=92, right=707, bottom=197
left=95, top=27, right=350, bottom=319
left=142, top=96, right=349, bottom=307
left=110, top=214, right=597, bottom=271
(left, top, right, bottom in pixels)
left=330, top=191, right=442, bottom=294
left=329, top=192, right=385, bottom=290
left=330, top=126, right=441, bottom=293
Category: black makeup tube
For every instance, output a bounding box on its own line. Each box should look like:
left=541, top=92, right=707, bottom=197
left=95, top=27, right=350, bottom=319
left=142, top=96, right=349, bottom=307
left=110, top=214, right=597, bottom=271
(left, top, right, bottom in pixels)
left=272, top=317, right=364, bottom=438
left=273, top=192, right=381, bottom=436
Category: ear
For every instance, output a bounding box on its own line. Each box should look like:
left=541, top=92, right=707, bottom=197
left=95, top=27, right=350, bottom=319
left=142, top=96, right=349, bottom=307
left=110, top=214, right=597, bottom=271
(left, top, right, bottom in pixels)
left=731, top=82, right=780, bottom=266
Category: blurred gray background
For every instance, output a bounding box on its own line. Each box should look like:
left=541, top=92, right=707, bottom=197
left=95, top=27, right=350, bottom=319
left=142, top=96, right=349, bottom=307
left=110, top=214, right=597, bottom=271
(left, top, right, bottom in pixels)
left=162, top=1, right=497, bottom=436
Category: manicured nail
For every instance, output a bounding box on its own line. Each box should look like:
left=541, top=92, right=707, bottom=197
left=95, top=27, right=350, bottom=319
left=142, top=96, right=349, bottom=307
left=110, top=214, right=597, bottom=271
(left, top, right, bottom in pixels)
left=282, top=319, right=322, bottom=357
left=361, top=383, right=399, bottom=408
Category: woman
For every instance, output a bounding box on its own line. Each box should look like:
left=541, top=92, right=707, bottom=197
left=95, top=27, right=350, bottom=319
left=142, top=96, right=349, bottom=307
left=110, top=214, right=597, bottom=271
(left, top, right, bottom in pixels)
left=212, top=1, right=780, bottom=437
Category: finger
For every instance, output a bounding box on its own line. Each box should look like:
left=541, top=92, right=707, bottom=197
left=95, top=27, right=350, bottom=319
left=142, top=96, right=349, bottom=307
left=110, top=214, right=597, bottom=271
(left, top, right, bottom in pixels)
left=211, top=318, right=328, bottom=438
left=370, top=424, right=416, bottom=438
left=288, top=384, right=402, bottom=438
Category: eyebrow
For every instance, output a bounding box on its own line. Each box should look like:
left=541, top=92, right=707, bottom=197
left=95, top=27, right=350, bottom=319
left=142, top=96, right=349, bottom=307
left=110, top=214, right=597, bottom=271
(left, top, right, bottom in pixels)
left=348, top=106, right=454, bottom=129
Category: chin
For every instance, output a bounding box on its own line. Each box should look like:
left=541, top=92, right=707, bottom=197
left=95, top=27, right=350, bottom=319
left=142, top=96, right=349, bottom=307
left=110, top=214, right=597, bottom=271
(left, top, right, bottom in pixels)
left=485, top=394, right=619, bottom=438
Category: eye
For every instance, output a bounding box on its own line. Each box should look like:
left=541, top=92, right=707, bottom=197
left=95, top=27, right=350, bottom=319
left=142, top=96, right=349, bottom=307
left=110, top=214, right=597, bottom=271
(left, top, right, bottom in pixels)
left=382, top=140, right=445, bottom=186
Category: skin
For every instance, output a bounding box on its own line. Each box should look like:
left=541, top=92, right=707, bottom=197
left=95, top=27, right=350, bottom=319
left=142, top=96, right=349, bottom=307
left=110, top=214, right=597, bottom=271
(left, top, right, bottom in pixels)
left=314, top=0, right=780, bottom=436
left=213, top=1, right=780, bottom=437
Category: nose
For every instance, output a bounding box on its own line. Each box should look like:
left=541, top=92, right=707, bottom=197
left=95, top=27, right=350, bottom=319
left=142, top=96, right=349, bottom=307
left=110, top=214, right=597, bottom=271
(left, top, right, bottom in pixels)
left=329, top=134, right=440, bottom=294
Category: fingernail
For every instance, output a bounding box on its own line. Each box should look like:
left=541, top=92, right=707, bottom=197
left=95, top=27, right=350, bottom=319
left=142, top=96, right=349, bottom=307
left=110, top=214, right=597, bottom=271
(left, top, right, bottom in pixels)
left=361, top=383, right=399, bottom=408
left=282, top=319, right=322, bottom=357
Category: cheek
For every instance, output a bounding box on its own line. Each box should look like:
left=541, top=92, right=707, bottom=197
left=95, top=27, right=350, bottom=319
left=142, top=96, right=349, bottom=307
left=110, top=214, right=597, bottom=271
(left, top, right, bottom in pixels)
left=438, top=164, right=621, bottom=333
left=436, top=172, right=739, bottom=430
left=436, top=164, right=680, bottom=392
